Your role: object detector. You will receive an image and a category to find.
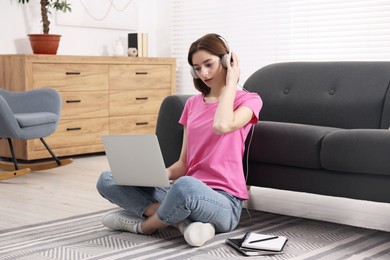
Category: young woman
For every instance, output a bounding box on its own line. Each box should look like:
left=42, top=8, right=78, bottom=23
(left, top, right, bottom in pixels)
left=96, top=33, right=262, bottom=247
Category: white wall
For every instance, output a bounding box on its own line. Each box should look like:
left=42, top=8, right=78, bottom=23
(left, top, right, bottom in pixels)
left=0, top=0, right=171, bottom=57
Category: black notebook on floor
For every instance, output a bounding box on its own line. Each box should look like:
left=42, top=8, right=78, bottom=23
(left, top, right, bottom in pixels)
left=226, top=233, right=287, bottom=257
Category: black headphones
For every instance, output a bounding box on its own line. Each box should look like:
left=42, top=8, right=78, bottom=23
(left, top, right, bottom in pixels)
left=190, top=34, right=231, bottom=79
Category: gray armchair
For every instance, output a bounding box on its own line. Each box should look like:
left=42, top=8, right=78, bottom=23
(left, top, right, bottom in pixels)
left=0, top=88, right=72, bottom=180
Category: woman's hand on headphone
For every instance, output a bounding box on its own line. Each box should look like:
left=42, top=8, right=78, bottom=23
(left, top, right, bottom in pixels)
left=225, top=52, right=240, bottom=88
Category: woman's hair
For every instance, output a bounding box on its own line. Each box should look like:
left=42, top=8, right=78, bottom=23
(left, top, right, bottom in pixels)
left=187, top=33, right=229, bottom=95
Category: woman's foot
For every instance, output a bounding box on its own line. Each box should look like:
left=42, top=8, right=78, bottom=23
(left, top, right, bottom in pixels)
left=102, top=210, right=143, bottom=234
left=181, top=221, right=215, bottom=247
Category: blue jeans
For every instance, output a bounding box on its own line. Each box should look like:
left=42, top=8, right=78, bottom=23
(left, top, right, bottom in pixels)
left=96, top=171, right=243, bottom=233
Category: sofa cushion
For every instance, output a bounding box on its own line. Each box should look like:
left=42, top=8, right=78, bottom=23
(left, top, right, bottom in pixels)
left=321, top=129, right=390, bottom=176
left=249, top=121, right=338, bottom=169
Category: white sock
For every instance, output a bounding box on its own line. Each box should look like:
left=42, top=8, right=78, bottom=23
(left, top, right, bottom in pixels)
left=136, top=222, right=143, bottom=234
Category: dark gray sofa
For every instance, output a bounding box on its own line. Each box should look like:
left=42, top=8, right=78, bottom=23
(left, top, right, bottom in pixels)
left=156, top=62, right=390, bottom=204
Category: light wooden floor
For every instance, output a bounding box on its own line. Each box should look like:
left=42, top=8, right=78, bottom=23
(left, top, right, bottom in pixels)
left=1, top=154, right=389, bottom=232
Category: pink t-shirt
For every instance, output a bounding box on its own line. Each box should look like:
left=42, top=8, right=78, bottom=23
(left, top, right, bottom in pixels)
left=179, top=90, right=262, bottom=199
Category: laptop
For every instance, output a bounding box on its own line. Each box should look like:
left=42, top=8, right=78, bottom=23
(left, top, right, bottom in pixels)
left=102, top=134, right=171, bottom=187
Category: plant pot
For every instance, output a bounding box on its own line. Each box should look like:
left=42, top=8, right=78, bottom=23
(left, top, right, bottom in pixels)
left=28, top=34, right=62, bottom=55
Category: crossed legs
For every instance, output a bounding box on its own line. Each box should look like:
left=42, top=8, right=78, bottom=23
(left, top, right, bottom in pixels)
left=96, top=172, right=242, bottom=246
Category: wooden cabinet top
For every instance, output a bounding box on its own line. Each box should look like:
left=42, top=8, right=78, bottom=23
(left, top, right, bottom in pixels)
left=0, top=54, right=176, bottom=65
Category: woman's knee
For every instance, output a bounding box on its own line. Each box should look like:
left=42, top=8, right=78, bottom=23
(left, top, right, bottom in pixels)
left=96, top=171, right=114, bottom=195
left=169, top=176, right=209, bottom=202
left=171, top=176, right=203, bottom=198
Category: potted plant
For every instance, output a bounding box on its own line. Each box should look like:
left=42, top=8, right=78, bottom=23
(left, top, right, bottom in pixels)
left=18, top=0, right=71, bottom=54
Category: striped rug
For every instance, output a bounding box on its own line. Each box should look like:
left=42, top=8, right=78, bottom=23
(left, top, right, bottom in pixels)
left=0, top=209, right=389, bottom=260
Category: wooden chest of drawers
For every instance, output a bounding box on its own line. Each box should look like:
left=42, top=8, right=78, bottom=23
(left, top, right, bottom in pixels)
left=0, top=55, right=176, bottom=160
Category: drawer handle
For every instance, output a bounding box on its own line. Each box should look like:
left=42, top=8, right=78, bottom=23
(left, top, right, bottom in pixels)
left=136, top=97, right=148, bottom=100
left=66, top=100, right=81, bottom=103
left=66, top=72, right=81, bottom=75
left=135, top=72, right=148, bottom=75
left=66, top=127, right=82, bottom=131
left=136, top=122, right=149, bottom=126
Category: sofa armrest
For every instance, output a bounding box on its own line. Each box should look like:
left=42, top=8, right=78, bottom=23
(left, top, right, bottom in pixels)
left=156, top=95, right=191, bottom=167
